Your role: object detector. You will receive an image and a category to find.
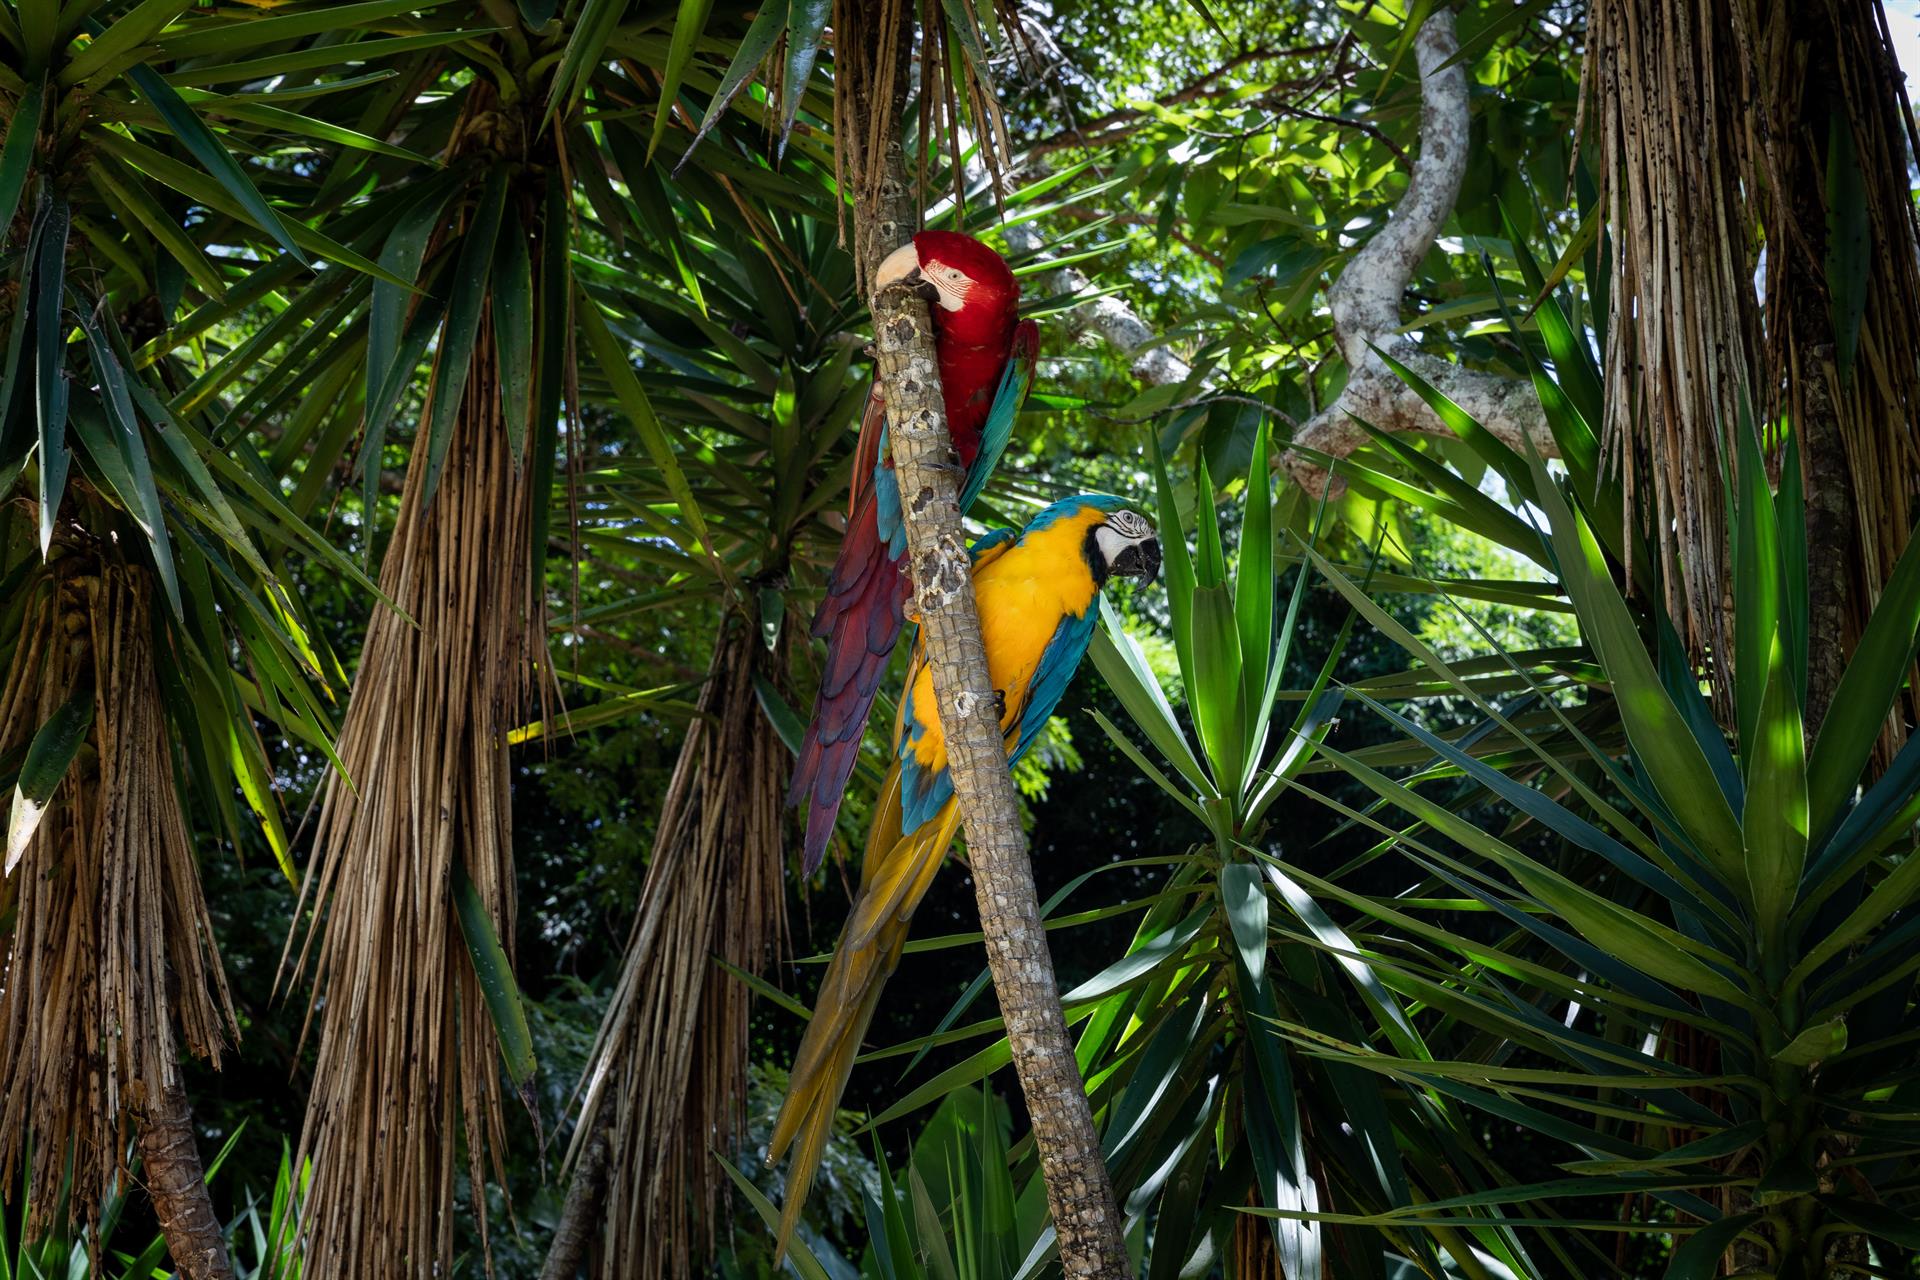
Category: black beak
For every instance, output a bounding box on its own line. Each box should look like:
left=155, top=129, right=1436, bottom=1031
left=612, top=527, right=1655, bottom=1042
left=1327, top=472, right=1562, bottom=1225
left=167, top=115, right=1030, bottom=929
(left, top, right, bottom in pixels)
left=1111, top=537, right=1161, bottom=583
left=899, top=266, right=940, bottom=304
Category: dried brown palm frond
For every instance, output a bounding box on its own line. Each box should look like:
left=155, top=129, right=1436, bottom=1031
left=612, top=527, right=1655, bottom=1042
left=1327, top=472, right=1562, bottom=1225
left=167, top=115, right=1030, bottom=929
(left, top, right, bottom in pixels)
left=832, top=0, right=1015, bottom=288
left=284, top=283, right=551, bottom=1276
left=0, top=533, right=234, bottom=1275
left=1583, top=0, right=1763, bottom=697
left=1233, top=1191, right=1284, bottom=1280
left=1737, top=0, right=1920, bottom=736
left=1584, top=0, right=1920, bottom=737
left=546, top=608, right=791, bottom=1280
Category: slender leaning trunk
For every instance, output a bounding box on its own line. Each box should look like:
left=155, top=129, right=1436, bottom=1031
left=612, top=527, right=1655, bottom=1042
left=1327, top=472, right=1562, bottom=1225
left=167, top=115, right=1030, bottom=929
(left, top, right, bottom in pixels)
left=841, top=8, right=1130, bottom=1275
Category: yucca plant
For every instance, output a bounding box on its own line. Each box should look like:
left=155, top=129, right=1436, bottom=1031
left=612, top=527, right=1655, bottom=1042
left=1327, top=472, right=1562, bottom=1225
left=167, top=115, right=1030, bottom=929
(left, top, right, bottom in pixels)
left=716, top=1083, right=1036, bottom=1280
left=1047, top=421, right=1603, bottom=1280
left=1289, top=421, right=1920, bottom=1276
left=1262, top=197, right=1920, bottom=1272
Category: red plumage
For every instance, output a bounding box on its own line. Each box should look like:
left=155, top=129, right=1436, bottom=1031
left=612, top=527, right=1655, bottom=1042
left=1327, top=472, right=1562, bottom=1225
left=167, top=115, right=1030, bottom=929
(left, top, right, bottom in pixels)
left=789, top=232, right=1035, bottom=872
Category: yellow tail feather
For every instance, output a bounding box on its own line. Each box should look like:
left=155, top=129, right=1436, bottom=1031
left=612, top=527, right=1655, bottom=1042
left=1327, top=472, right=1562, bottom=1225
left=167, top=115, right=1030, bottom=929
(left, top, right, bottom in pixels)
left=767, top=799, right=965, bottom=1260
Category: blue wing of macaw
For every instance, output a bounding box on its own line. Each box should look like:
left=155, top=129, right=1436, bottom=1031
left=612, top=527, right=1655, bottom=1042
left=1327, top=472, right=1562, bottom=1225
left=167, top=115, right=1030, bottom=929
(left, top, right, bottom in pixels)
left=874, top=424, right=906, bottom=559
left=965, top=526, right=1018, bottom=561
left=958, top=319, right=1038, bottom=514
left=1008, top=606, right=1099, bottom=762
left=893, top=525, right=1029, bottom=834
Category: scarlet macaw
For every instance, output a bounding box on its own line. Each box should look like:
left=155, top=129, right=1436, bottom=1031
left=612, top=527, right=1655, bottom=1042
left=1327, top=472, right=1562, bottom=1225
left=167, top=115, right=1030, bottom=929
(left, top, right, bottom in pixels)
left=767, top=494, right=1162, bottom=1252
left=789, top=231, right=1040, bottom=873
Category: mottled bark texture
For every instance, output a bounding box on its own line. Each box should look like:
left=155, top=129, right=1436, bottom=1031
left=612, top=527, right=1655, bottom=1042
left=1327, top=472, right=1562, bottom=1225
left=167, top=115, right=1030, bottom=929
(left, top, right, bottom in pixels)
left=138, top=1080, right=236, bottom=1280
left=842, top=6, right=1129, bottom=1274
left=995, top=11, right=1552, bottom=493
left=1284, top=9, right=1556, bottom=495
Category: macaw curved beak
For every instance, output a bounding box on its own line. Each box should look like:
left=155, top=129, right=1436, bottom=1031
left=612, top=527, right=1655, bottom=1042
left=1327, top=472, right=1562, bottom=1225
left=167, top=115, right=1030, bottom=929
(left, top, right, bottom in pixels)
left=1111, top=537, right=1162, bottom=583
left=874, top=241, right=939, bottom=303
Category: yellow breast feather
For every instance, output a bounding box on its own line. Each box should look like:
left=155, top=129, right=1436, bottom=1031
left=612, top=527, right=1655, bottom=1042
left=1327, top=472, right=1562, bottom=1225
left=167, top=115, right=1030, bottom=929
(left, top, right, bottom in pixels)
left=899, top=508, right=1105, bottom=774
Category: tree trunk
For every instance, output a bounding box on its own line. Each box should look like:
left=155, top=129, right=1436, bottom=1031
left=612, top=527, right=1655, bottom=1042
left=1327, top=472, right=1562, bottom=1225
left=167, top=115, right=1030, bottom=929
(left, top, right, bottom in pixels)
left=137, top=1080, right=235, bottom=1280
left=1590, top=0, right=1920, bottom=735
left=540, top=1105, right=609, bottom=1280
left=846, top=10, right=1130, bottom=1274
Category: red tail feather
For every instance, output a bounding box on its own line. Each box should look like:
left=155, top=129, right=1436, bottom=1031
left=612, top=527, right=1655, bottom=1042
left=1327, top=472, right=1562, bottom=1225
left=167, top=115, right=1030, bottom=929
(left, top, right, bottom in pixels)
left=788, top=486, right=910, bottom=872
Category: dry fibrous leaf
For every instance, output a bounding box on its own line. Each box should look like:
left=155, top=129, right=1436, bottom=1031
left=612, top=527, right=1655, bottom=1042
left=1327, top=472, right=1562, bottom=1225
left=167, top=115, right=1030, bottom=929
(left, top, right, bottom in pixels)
left=553, top=612, right=791, bottom=1279
left=0, top=541, right=233, bottom=1244
left=1586, top=0, right=1920, bottom=738
left=285, top=275, right=550, bottom=1277
left=1585, top=0, right=1762, bottom=690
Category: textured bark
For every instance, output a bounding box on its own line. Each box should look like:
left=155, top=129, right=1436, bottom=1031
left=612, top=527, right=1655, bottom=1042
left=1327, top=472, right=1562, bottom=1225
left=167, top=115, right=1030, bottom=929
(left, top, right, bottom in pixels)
left=841, top=11, right=1127, bottom=1271
left=1589, top=0, right=1920, bottom=736
left=138, top=1080, right=235, bottom=1280
left=1286, top=9, right=1555, bottom=496
left=539, top=1096, right=610, bottom=1280
left=1751, top=0, right=1872, bottom=740
left=864, top=187, right=1132, bottom=1280
left=869, top=285, right=1131, bottom=1280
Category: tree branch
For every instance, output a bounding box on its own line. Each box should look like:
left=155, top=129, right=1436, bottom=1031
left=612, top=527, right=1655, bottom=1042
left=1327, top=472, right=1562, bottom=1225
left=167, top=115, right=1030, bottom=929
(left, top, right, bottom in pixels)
left=1284, top=8, right=1555, bottom=494
left=1003, top=220, right=1195, bottom=388
left=863, top=46, right=1132, bottom=1280
left=1007, top=10, right=1554, bottom=495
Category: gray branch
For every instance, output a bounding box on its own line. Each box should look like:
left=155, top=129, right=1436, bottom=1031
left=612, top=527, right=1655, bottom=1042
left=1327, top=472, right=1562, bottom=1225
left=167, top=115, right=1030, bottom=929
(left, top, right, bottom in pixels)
left=1003, top=8, right=1553, bottom=492
left=1285, top=7, right=1554, bottom=493
left=1002, top=221, right=1194, bottom=387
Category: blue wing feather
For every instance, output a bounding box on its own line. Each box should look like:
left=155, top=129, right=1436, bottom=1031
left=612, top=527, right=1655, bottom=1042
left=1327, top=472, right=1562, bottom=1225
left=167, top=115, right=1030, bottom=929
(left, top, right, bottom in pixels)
left=967, top=527, right=1017, bottom=561
left=1011, top=608, right=1099, bottom=762
left=958, top=323, right=1037, bottom=515
left=873, top=423, right=907, bottom=558
left=897, top=681, right=950, bottom=835
left=895, top=601, right=1099, bottom=838
left=894, top=525, right=1025, bottom=835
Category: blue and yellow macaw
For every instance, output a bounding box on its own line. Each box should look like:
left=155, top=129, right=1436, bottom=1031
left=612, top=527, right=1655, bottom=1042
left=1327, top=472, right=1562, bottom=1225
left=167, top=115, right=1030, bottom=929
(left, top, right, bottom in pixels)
left=767, top=493, right=1162, bottom=1253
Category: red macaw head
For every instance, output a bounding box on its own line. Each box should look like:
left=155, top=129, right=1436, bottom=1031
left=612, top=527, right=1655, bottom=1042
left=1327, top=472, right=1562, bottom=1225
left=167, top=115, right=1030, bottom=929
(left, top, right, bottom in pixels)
left=873, top=230, right=1019, bottom=346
